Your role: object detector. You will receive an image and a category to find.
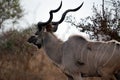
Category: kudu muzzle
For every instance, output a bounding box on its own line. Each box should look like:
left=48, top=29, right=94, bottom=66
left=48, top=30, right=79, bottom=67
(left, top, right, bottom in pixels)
left=28, top=35, right=42, bottom=48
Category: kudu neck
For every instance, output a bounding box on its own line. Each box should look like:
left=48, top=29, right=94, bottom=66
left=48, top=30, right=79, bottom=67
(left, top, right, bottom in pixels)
left=42, top=32, right=63, bottom=65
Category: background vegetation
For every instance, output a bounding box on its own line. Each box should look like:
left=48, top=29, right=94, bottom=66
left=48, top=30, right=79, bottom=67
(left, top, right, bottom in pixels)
left=0, top=0, right=23, bottom=28
left=66, top=0, right=120, bottom=41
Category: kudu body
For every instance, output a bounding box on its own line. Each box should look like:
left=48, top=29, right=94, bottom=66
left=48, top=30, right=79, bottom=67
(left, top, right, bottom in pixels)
left=28, top=1, right=120, bottom=80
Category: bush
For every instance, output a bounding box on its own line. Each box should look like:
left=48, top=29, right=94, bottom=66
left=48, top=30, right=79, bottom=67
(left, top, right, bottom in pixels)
left=0, top=27, right=37, bottom=55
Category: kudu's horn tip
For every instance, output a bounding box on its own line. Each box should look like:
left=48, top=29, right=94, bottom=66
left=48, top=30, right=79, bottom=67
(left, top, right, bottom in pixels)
left=81, top=2, right=84, bottom=5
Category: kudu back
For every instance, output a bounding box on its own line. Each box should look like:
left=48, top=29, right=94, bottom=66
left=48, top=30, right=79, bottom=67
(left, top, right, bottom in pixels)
left=28, top=1, right=120, bottom=80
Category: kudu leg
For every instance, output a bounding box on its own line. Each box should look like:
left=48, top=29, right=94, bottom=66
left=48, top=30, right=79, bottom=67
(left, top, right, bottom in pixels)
left=66, top=75, right=74, bottom=80
left=64, top=72, right=74, bottom=80
left=72, top=73, right=83, bottom=80
left=98, top=68, right=117, bottom=80
left=115, top=72, right=120, bottom=80
left=67, top=77, right=74, bottom=80
left=101, top=75, right=117, bottom=80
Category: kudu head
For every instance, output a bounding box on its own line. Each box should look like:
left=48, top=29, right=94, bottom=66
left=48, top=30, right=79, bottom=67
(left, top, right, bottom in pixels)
left=28, top=1, right=84, bottom=48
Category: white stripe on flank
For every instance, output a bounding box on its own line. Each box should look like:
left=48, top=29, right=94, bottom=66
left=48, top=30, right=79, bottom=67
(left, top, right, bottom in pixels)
left=94, top=44, right=102, bottom=69
left=80, top=43, right=87, bottom=62
left=103, top=43, right=116, bottom=67
left=99, top=44, right=110, bottom=67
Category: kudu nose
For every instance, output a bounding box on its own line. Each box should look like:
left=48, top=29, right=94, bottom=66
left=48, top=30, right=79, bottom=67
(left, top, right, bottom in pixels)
left=27, top=36, right=37, bottom=44
left=28, top=36, right=42, bottom=49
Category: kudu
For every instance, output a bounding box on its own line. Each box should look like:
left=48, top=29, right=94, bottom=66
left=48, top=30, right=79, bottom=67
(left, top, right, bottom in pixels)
left=28, top=1, right=120, bottom=80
